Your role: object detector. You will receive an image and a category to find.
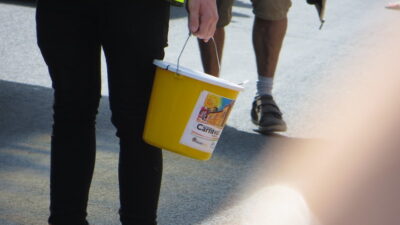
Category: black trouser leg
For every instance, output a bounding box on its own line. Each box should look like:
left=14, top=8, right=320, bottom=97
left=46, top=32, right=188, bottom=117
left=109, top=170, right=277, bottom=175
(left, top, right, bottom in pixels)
left=36, top=1, right=101, bottom=224
left=100, top=2, right=169, bottom=225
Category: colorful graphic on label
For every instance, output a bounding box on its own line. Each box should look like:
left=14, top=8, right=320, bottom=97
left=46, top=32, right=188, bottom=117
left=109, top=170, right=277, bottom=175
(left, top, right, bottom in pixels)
left=180, top=91, right=235, bottom=153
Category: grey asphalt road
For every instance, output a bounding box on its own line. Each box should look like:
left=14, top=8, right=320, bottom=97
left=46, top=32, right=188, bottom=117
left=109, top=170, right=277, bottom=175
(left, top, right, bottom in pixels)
left=0, top=0, right=398, bottom=225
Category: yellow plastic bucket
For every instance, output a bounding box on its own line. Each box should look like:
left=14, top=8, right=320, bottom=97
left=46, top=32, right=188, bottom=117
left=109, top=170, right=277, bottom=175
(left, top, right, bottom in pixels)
left=143, top=60, right=244, bottom=160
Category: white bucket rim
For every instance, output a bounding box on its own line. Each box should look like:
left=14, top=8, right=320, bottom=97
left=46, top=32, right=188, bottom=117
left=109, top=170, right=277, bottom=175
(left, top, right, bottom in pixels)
left=153, top=60, right=244, bottom=92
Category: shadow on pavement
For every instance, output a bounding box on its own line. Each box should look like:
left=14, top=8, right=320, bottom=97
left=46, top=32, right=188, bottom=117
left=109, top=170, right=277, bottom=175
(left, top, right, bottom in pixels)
left=0, top=0, right=35, bottom=7
left=0, top=79, right=120, bottom=171
left=158, top=124, right=312, bottom=225
left=0, top=80, right=313, bottom=225
left=0, top=80, right=52, bottom=171
left=0, top=80, right=119, bottom=225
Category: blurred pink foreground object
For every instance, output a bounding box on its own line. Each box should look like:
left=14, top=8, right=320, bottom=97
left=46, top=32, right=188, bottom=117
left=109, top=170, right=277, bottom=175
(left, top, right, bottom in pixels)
left=386, top=1, right=400, bottom=9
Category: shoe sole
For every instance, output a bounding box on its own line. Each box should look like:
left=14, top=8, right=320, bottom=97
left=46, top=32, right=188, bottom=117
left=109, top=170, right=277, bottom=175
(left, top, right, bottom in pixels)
left=251, top=119, right=287, bottom=134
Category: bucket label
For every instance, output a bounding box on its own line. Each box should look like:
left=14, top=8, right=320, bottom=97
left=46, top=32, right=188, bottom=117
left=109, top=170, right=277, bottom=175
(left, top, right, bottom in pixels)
left=180, top=91, right=235, bottom=153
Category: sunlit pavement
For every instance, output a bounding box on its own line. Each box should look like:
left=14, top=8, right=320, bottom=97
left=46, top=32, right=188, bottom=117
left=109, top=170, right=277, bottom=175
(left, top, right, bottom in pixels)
left=1, top=0, right=400, bottom=224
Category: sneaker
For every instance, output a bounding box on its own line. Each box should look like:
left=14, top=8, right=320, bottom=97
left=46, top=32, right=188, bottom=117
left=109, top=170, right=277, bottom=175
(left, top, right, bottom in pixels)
left=251, top=95, right=287, bottom=134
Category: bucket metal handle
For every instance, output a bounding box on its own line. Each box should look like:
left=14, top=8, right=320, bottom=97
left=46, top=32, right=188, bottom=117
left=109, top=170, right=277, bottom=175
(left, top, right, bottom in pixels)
left=176, top=33, right=248, bottom=87
left=176, top=33, right=221, bottom=75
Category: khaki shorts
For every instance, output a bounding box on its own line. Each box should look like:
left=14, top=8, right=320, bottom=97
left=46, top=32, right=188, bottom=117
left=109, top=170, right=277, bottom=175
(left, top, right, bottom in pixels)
left=217, top=0, right=292, bottom=27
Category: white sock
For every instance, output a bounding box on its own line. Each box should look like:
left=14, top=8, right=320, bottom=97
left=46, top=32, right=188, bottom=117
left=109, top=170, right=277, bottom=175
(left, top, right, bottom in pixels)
left=256, top=76, right=274, bottom=97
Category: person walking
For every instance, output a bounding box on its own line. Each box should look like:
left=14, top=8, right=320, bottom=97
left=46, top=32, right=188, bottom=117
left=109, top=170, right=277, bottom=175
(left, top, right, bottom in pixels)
left=36, top=0, right=217, bottom=224
left=197, top=0, right=291, bottom=134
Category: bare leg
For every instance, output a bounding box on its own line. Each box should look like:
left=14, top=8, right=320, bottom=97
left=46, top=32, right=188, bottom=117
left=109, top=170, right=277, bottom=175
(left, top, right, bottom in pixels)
left=251, top=17, right=288, bottom=134
left=197, top=27, right=225, bottom=77
left=252, top=17, right=288, bottom=78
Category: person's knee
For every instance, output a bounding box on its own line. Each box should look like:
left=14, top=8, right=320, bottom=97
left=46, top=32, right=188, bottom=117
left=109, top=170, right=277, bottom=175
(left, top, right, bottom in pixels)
left=110, top=108, right=147, bottom=139
left=253, top=16, right=288, bottom=29
left=53, top=92, right=100, bottom=126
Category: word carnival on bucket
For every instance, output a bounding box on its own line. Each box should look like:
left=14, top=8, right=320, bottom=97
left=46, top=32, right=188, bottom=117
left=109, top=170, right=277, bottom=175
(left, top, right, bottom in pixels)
left=180, top=91, right=235, bottom=153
